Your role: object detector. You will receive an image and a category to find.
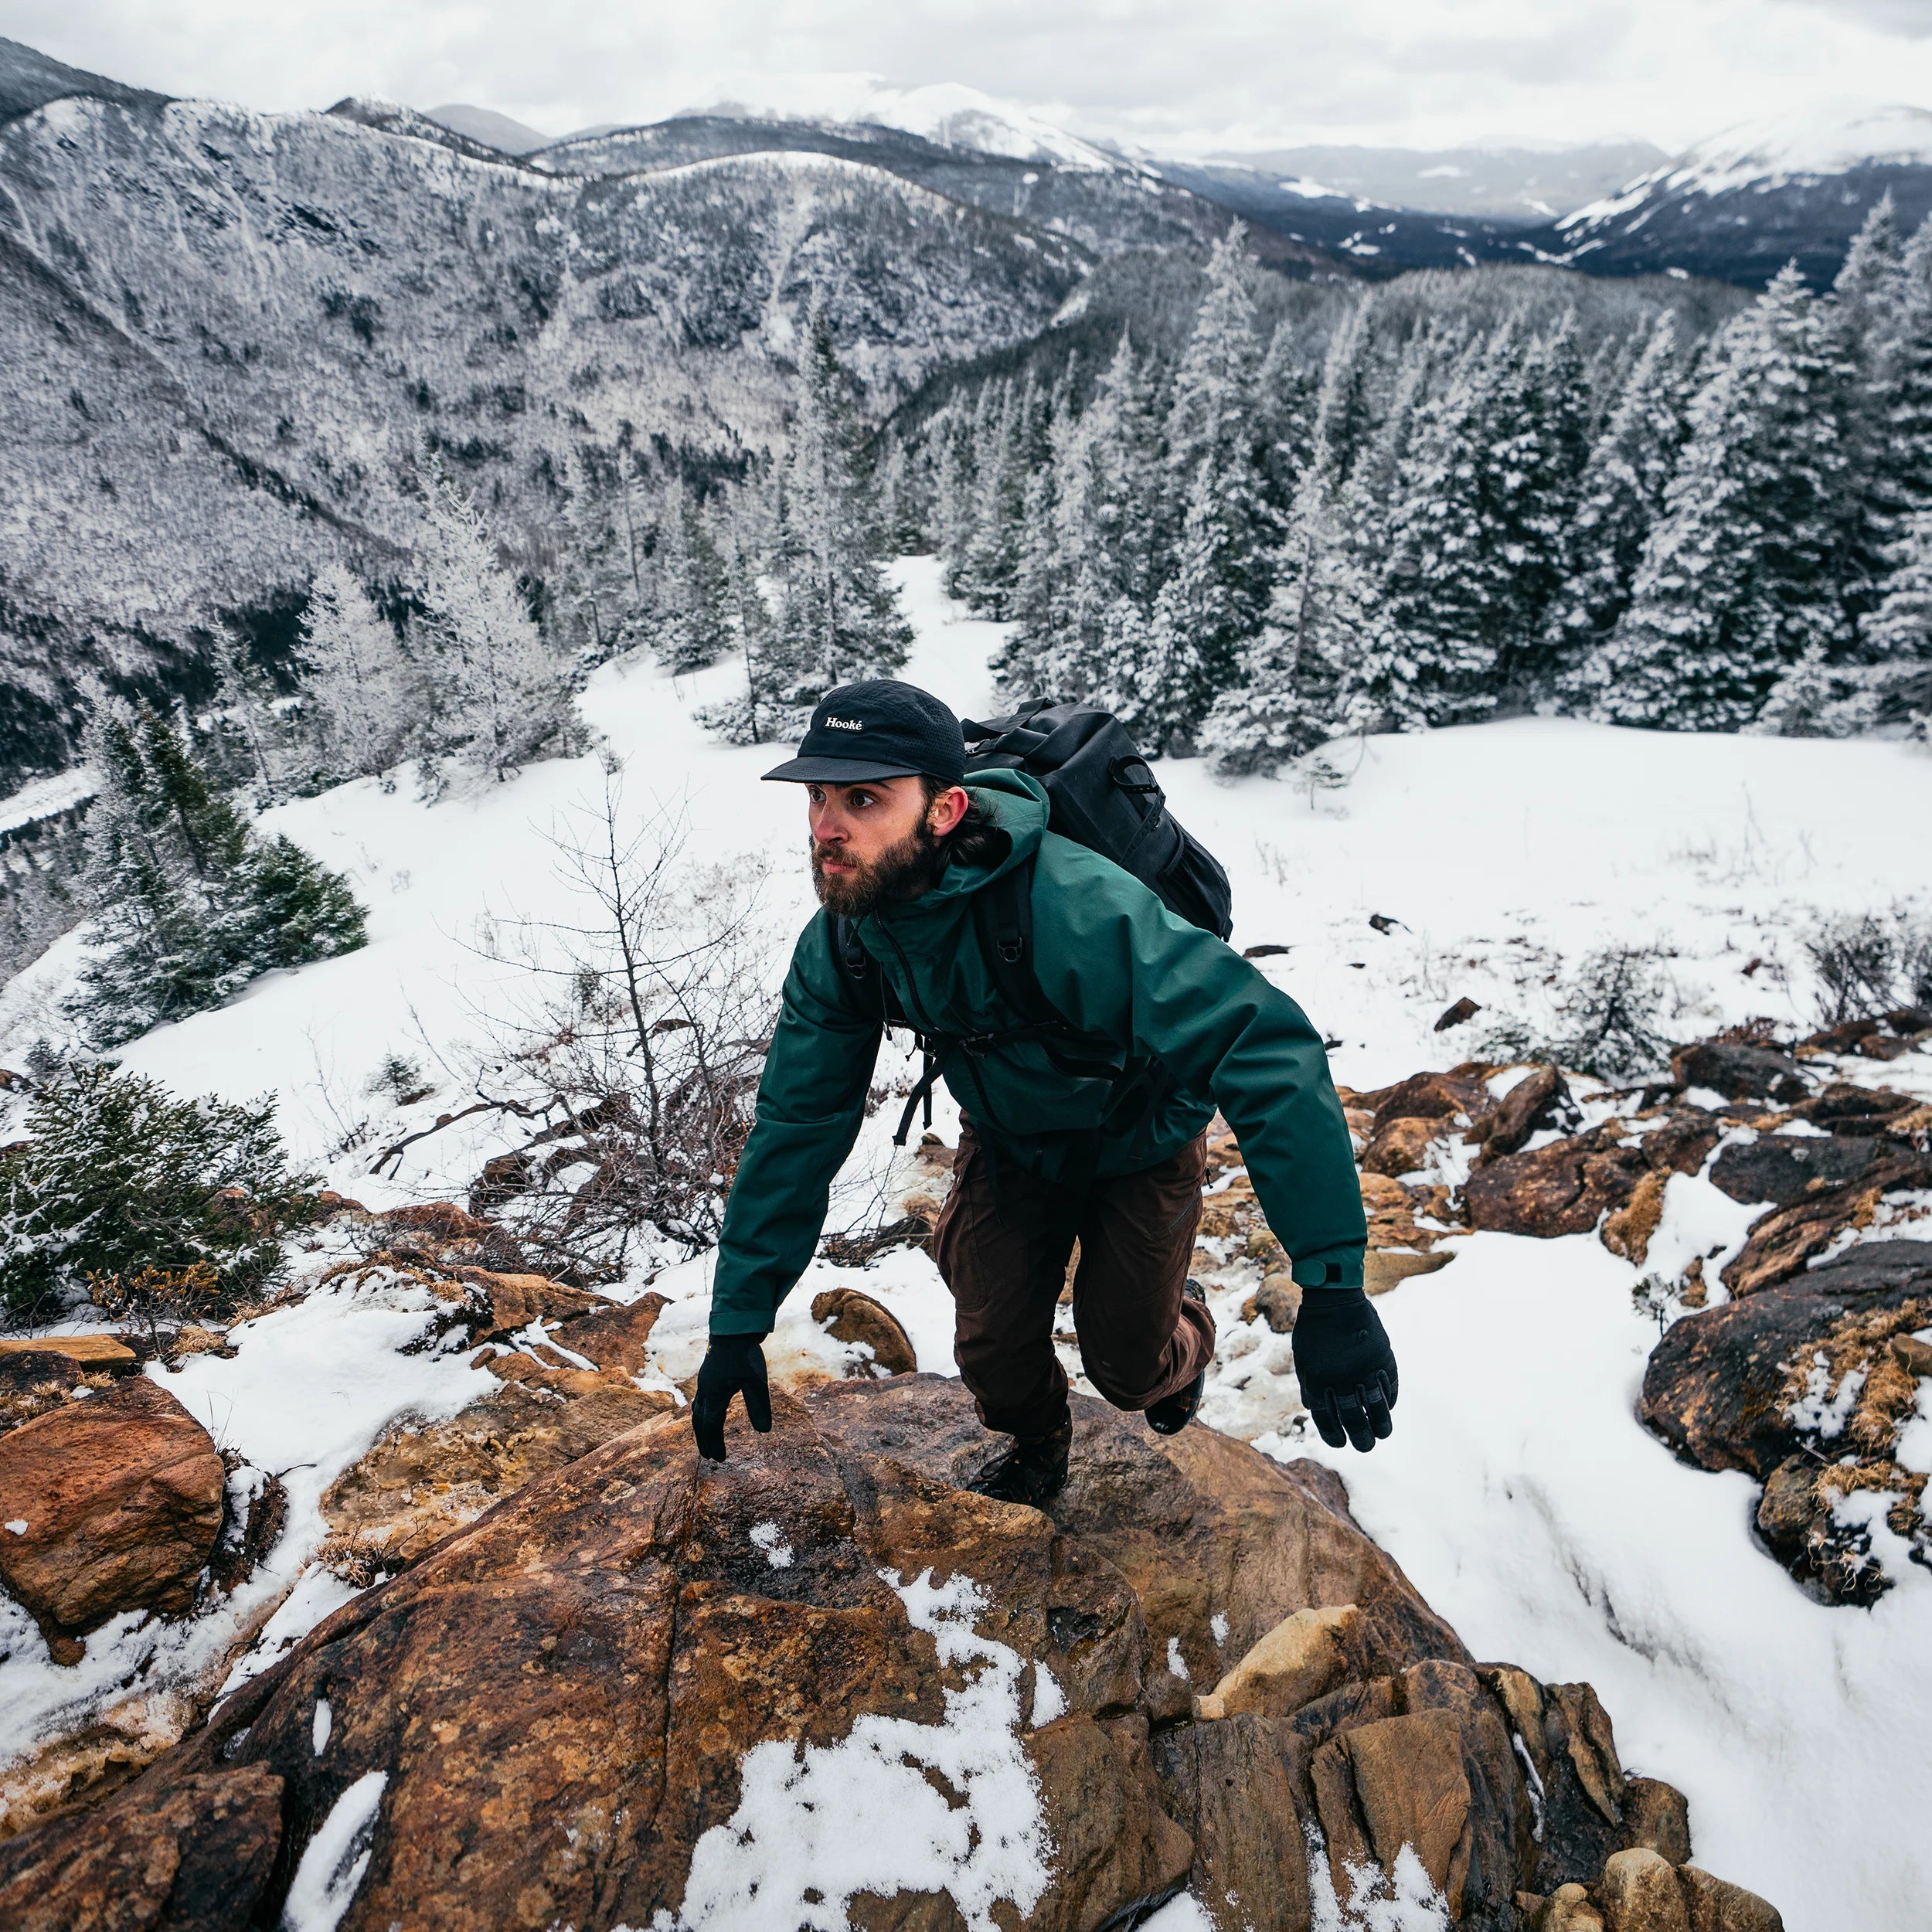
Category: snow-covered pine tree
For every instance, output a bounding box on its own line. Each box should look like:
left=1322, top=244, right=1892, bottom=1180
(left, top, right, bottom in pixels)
left=961, top=376, right=1046, bottom=619
left=69, top=699, right=365, bottom=1045
left=210, top=625, right=300, bottom=805
left=1582, top=266, right=1852, bottom=730
left=413, top=450, right=577, bottom=785
left=764, top=300, right=912, bottom=702
left=1548, top=314, right=1685, bottom=695
left=299, top=562, right=410, bottom=781
left=1201, top=311, right=1376, bottom=775
left=934, top=413, right=976, bottom=597
left=655, top=487, right=733, bottom=674
left=1131, top=228, right=1272, bottom=750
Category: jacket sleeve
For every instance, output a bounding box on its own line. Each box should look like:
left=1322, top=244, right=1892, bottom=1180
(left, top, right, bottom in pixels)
left=1029, top=840, right=1367, bottom=1287
left=708, top=913, right=881, bottom=1335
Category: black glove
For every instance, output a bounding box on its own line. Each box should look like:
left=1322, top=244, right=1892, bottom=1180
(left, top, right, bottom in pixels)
left=691, top=1332, right=772, bottom=1461
left=1291, top=1287, right=1398, bottom=1452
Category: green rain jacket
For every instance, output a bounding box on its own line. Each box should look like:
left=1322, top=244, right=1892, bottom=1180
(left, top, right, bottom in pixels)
left=709, top=770, right=1366, bottom=1335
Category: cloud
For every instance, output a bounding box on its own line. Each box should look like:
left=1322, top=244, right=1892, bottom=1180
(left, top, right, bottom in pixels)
left=8, top=0, right=1932, bottom=155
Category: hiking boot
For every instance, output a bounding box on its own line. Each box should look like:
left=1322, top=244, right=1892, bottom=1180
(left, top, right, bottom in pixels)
left=970, top=1417, right=1073, bottom=1506
left=1145, top=1280, right=1210, bottom=1437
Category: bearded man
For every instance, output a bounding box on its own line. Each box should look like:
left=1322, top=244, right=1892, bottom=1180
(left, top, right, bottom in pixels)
left=690, top=680, right=1394, bottom=1499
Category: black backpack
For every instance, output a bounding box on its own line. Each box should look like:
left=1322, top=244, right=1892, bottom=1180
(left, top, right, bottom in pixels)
left=835, top=698, right=1234, bottom=1148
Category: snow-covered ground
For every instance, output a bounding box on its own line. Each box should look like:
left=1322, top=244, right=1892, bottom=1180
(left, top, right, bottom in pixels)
left=3, top=558, right=1930, bottom=1928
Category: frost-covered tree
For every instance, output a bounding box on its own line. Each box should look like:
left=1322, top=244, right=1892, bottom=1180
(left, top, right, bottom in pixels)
left=413, top=451, right=577, bottom=784
left=655, top=487, right=734, bottom=674
left=299, top=563, right=410, bottom=781
left=1582, top=267, right=1852, bottom=730
left=69, top=699, right=365, bottom=1046
left=1128, top=229, right=1272, bottom=748
left=1202, top=309, right=1376, bottom=774
left=764, top=301, right=912, bottom=699
left=210, top=625, right=301, bottom=805
left=1548, top=315, right=1686, bottom=690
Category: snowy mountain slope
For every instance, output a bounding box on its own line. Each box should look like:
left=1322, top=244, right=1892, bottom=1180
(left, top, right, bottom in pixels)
left=0, top=80, right=1083, bottom=785
left=0, top=33, right=163, bottom=124
left=676, top=76, right=1121, bottom=172
left=1193, top=140, right=1669, bottom=220
left=1, top=560, right=1927, bottom=1928
left=1554, top=100, right=1932, bottom=285
left=423, top=101, right=558, bottom=156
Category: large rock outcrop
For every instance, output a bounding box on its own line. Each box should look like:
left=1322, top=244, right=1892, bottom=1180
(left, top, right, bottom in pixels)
left=0, top=1376, right=1781, bottom=1931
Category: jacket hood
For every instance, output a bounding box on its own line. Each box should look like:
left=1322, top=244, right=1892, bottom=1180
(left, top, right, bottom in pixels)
left=870, top=768, right=1048, bottom=923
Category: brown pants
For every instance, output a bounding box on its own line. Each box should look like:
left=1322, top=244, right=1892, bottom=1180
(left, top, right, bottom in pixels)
left=929, top=1125, right=1217, bottom=1440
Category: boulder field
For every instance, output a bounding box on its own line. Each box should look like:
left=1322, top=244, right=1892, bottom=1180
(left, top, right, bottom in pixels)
left=0, top=1376, right=1782, bottom=1931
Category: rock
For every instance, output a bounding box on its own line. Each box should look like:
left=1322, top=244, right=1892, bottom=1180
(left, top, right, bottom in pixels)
left=0, top=1376, right=225, bottom=1649
left=1195, top=1604, right=1359, bottom=1720
left=1366, top=1070, right=1488, bottom=1138
left=1753, top=1456, right=1821, bottom=1556
left=0, top=1765, right=284, bottom=1931
left=1466, top=1126, right=1648, bottom=1239
left=1892, top=1332, right=1932, bottom=1376
left=1241, top=942, right=1291, bottom=958
left=1670, top=1043, right=1809, bottom=1104
left=1366, top=1248, right=1454, bottom=1295
left=1708, top=1134, right=1883, bottom=1207
left=1545, top=1884, right=1610, bottom=1930
left=1637, top=1111, right=1723, bottom=1178
left=0, top=1373, right=1784, bottom=1931
left=1790, top=1081, right=1916, bottom=1134
left=385, top=1199, right=498, bottom=1240
left=1621, top=1776, right=1693, bottom=1866
left=1719, top=1153, right=1932, bottom=1295
left=1315, top=1708, right=1472, bottom=1913
left=1152, top=1712, right=1309, bottom=1932
left=318, top=1381, right=675, bottom=1573
left=1241, top=1274, right=1301, bottom=1333
left=1599, top=1847, right=1691, bottom=1932
left=1679, top=1866, right=1786, bottom=1931
left=811, top=1287, right=918, bottom=1376
left=0, top=1333, right=138, bottom=1373
left=1361, top=1114, right=1449, bottom=1178
left=1856, top=1033, right=1913, bottom=1060
left=1434, top=997, right=1482, bottom=1031
left=1646, top=1244, right=1932, bottom=1484
left=1471, top=1066, right=1575, bottom=1160
left=0, top=1348, right=81, bottom=1400
left=1602, top=1168, right=1670, bottom=1266
left=549, top=1292, right=668, bottom=1373
left=456, top=1267, right=600, bottom=1338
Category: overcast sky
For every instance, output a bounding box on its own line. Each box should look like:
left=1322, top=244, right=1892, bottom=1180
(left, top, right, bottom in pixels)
left=6, top=0, right=1932, bottom=155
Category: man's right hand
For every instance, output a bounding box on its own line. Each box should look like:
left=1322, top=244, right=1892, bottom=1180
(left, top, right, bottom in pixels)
left=692, top=1332, right=773, bottom=1461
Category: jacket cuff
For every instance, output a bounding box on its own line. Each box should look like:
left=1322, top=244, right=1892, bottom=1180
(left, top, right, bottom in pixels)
left=709, top=1312, right=777, bottom=1338
left=1291, top=1248, right=1366, bottom=1291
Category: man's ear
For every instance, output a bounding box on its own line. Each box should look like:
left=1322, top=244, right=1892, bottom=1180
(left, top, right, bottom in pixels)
left=927, top=784, right=971, bottom=837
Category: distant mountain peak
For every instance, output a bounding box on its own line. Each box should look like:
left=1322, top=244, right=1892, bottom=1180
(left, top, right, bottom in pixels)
left=425, top=103, right=557, bottom=157
left=672, top=75, right=1121, bottom=173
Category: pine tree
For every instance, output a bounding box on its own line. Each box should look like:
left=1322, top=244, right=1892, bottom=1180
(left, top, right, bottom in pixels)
left=211, top=626, right=298, bottom=804
left=1583, top=267, right=1852, bottom=730
left=413, top=451, right=577, bottom=784
left=1201, top=317, right=1376, bottom=774
left=1829, top=196, right=1909, bottom=626
left=299, top=563, right=410, bottom=781
left=655, top=487, right=733, bottom=674
left=1131, top=228, right=1272, bottom=750
left=765, top=300, right=912, bottom=699
left=68, top=699, right=365, bottom=1045
left=1549, top=314, right=1685, bottom=694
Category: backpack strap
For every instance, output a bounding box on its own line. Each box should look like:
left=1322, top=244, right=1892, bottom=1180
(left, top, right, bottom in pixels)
left=970, top=860, right=1060, bottom=1029
left=832, top=913, right=910, bottom=1029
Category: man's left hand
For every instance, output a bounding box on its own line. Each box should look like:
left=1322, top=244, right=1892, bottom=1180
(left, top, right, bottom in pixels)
left=1291, top=1287, right=1398, bottom=1451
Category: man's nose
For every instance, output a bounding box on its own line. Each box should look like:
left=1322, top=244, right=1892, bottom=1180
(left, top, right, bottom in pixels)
left=811, top=804, right=849, bottom=843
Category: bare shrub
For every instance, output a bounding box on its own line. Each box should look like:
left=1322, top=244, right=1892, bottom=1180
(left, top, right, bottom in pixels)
left=1804, top=910, right=1932, bottom=1025
left=467, top=766, right=776, bottom=1281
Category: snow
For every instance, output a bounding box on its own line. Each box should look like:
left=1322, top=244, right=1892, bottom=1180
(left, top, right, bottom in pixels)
left=1311, top=1841, right=1452, bottom=1930
left=672, top=75, right=1117, bottom=172
left=3, top=558, right=1930, bottom=1927
left=1562, top=98, right=1932, bottom=232
left=749, top=1521, right=794, bottom=1570
left=280, top=1768, right=386, bottom=1932
left=673, top=1566, right=1050, bottom=1932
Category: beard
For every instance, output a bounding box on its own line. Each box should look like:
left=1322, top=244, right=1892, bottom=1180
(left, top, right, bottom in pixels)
left=811, top=818, right=943, bottom=918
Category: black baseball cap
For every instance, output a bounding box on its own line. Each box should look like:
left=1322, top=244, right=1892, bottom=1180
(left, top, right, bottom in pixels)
left=761, top=679, right=967, bottom=787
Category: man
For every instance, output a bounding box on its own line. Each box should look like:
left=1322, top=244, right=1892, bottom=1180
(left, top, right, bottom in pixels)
left=691, top=679, right=1396, bottom=1500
